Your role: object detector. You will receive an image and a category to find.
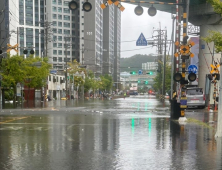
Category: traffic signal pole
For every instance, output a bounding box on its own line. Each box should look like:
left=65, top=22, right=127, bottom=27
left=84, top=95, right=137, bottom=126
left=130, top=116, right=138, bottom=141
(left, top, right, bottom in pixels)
left=179, top=0, right=188, bottom=121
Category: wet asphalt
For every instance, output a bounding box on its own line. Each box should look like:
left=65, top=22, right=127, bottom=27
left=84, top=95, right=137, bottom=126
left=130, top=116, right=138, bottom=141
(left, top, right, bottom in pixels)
left=0, top=95, right=221, bottom=170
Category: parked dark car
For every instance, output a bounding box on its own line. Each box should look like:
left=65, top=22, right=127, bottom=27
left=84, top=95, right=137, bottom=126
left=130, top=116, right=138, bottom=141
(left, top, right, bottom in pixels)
left=186, top=87, right=206, bottom=109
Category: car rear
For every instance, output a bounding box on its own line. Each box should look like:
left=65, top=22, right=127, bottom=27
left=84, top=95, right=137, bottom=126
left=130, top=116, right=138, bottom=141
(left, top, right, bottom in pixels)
left=186, top=87, right=206, bottom=109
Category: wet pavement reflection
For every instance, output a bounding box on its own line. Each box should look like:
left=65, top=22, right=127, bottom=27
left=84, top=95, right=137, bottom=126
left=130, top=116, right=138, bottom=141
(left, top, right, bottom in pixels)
left=0, top=95, right=221, bottom=170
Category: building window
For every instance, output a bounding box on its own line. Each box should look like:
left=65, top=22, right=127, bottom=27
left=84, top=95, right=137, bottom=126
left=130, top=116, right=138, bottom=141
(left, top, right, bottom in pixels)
left=53, top=43, right=57, bottom=47
left=53, top=36, right=57, bottom=41
left=64, top=1, right=69, bottom=6
left=52, top=6, right=56, bottom=12
left=53, top=50, right=57, bottom=55
left=58, top=29, right=62, bottom=34
left=52, top=0, right=56, bottom=4
left=58, top=43, right=62, bottom=48
left=58, top=7, right=62, bottom=12
left=64, top=29, right=70, bottom=35
left=63, top=15, right=70, bottom=20
left=63, top=8, right=70, bottom=13
left=53, top=57, right=57, bottom=62
left=64, top=22, right=70, bottom=28
left=58, top=14, right=62, bottom=20
left=53, top=28, right=57, bottom=33
left=65, top=51, right=70, bottom=56
left=58, top=22, right=62, bottom=27
left=53, top=21, right=57, bottom=26
left=58, top=57, right=62, bottom=62
left=58, top=0, right=62, bottom=5
left=58, top=36, right=62, bottom=41
left=58, top=51, right=62, bottom=55
left=53, top=14, right=57, bottom=19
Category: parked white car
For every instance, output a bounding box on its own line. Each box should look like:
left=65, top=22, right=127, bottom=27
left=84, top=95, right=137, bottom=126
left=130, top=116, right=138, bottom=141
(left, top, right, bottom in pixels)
left=186, top=87, right=206, bottom=109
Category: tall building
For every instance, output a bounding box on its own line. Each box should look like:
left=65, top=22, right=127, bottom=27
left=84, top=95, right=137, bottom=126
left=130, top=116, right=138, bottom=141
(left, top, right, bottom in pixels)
left=0, top=0, right=121, bottom=82
left=101, top=2, right=121, bottom=84
left=83, top=0, right=103, bottom=76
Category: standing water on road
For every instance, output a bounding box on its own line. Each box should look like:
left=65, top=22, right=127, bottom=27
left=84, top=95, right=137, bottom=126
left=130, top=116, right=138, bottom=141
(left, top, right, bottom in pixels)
left=0, top=95, right=221, bottom=170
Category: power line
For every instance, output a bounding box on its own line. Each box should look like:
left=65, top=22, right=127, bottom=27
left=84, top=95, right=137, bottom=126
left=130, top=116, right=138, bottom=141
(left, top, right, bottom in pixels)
left=11, top=0, right=20, bottom=13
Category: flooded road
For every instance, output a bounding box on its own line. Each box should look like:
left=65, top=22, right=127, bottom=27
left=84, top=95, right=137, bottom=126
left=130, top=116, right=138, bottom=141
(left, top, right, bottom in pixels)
left=0, top=95, right=221, bottom=170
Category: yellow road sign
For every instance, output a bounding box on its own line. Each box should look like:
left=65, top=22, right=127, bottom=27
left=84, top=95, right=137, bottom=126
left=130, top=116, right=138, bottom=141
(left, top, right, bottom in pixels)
left=210, top=64, right=220, bottom=74
left=174, top=41, right=195, bottom=58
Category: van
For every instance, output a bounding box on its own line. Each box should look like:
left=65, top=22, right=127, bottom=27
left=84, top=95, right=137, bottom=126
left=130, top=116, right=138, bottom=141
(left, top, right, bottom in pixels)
left=186, top=87, right=206, bottom=109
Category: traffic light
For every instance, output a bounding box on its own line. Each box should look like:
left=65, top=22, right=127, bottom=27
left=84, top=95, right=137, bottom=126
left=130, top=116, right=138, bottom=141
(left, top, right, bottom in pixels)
left=147, top=72, right=153, bottom=75
left=188, top=72, right=196, bottom=82
left=173, top=73, right=182, bottom=82
left=23, top=49, right=28, bottom=54
left=138, top=80, right=141, bottom=83
left=144, top=80, right=148, bottom=85
left=69, top=0, right=92, bottom=12
left=23, top=49, right=35, bottom=54
left=30, top=49, right=35, bottom=54
left=130, top=71, right=136, bottom=75
left=213, top=73, right=220, bottom=80
left=207, top=74, right=213, bottom=80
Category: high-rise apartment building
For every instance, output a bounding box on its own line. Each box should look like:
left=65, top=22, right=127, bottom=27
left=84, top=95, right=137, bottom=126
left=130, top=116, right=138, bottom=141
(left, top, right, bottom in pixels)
left=0, top=0, right=121, bottom=82
left=82, top=0, right=103, bottom=76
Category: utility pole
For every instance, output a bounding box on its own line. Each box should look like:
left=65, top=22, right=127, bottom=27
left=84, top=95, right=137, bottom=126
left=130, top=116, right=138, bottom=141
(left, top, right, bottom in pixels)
left=162, top=30, right=167, bottom=99
left=38, top=20, right=52, bottom=103
left=152, top=26, right=167, bottom=99
left=65, top=36, right=68, bottom=99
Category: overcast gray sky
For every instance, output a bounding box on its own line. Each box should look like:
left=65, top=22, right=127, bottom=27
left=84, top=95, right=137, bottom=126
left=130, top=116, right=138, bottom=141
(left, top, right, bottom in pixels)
left=121, top=3, right=173, bottom=58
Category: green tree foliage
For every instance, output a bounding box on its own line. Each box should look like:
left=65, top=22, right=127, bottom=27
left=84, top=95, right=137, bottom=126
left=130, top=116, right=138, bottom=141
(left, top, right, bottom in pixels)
left=0, top=55, right=51, bottom=102
left=120, top=54, right=156, bottom=72
left=68, top=60, right=86, bottom=87
left=207, top=0, right=222, bottom=14
left=84, top=71, right=94, bottom=93
left=99, top=74, right=113, bottom=92
left=203, top=0, right=222, bottom=52
left=153, top=62, right=171, bottom=94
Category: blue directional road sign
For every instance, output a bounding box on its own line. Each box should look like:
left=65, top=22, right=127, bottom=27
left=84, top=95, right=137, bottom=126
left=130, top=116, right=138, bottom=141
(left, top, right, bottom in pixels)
left=136, top=33, right=147, bottom=46
left=138, top=70, right=143, bottom=75
left=188, top=65, right=198, bottom=74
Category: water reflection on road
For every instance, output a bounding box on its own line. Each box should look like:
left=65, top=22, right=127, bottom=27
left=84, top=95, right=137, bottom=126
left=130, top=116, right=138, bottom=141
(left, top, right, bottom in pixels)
left=0, top=95, right=221, bottom=170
